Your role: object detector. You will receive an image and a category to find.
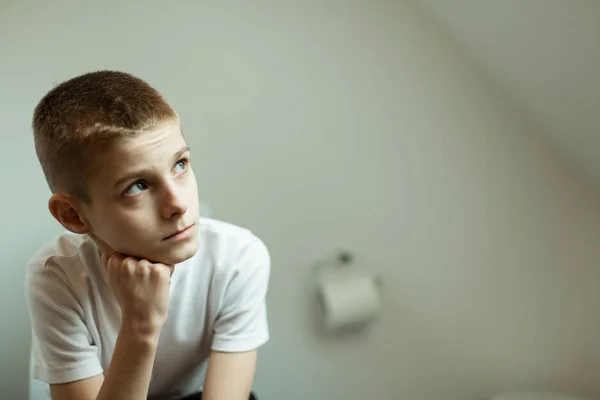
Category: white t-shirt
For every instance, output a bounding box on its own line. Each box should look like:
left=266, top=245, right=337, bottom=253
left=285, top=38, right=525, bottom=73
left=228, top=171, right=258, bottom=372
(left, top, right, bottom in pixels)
left=25, top=218, right=270, bottom=399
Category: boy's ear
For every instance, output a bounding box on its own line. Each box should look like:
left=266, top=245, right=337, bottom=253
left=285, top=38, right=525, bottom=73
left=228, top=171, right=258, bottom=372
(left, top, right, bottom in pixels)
left=48, top=194, right=92, bottom=234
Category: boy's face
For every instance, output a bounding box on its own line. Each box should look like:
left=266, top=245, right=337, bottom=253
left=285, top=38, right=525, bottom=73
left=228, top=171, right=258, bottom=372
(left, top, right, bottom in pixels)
left=80, top=122, right=200, bottom=265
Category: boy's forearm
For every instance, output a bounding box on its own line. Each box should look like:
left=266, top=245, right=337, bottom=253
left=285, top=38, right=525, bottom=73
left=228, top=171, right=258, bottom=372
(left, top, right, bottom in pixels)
left=96, top=326, right=160, bottom=400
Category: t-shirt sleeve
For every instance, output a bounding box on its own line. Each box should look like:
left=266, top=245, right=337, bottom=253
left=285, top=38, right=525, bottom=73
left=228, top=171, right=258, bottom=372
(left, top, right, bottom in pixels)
left=211, top=239, right=271, bottom=353
left=25, top=262, right=103, bottom=384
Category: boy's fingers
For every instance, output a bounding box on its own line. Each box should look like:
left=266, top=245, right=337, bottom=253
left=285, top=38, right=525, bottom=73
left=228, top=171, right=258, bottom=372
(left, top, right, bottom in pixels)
left=102, top=253, right=126, bottom=276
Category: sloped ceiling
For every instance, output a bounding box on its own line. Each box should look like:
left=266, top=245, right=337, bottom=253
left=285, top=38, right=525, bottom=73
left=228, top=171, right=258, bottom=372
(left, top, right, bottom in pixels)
left=420, top=0, right=600, bottom=186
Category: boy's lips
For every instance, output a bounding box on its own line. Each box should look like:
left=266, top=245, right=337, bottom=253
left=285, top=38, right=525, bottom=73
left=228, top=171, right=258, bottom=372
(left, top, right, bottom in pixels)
left=162, top=224, right=194, bottom=241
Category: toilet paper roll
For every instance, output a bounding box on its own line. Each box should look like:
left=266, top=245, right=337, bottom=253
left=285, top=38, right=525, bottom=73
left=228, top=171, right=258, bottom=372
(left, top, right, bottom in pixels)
left=316, top=268, right=381, bottom=332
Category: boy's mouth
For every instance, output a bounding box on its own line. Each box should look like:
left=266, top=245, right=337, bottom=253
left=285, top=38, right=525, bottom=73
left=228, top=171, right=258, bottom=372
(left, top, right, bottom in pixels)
left=162, top=224, right=195, bottom=241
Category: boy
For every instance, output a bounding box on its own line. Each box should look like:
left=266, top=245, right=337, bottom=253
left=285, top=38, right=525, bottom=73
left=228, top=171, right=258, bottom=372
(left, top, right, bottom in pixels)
left=25, top=71, right=270, bottom=400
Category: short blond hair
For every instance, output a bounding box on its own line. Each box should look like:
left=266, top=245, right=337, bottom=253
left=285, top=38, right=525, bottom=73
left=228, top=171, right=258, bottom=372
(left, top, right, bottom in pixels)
left=33, top=70, right=179, bottom=202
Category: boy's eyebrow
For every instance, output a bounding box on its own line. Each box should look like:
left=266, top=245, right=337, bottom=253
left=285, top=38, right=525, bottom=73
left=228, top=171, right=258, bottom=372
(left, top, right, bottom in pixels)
left=173, top=146, right=191, bottom=162
left=113, top=145, right=191, bottom=188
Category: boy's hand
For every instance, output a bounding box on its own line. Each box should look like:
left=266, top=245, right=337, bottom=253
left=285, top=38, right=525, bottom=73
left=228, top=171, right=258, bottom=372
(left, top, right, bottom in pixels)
left=101, top=252, right=174, bottom=337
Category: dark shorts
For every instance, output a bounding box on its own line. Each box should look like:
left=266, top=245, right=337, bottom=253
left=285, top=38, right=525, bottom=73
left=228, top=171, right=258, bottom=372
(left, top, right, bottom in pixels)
left=179, top=392, right=257, bottom=400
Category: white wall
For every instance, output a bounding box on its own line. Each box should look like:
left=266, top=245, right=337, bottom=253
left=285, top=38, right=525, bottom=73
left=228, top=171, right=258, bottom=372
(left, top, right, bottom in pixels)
left=2, top=1, right=600, bottom=399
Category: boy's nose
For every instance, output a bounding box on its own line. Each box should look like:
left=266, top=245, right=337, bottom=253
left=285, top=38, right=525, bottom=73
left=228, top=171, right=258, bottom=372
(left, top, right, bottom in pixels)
left=161, top=185, right=188, bottom=220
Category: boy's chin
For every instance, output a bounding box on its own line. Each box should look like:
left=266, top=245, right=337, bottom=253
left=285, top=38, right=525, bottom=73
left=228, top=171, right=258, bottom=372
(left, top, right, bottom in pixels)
left=151, top=243, right=199, bottom=265
left=159, top=253, right=195, bottom=266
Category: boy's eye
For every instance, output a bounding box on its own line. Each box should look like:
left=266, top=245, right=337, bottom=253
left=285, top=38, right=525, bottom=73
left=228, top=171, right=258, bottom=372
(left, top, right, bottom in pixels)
left=173, top=159, right=188, bottom=174
left=124, top=181, right=148, bottom=196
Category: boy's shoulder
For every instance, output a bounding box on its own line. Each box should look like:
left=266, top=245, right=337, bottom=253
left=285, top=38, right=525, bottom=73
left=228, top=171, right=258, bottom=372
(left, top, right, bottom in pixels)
left=195, top=217, right=268, bottom=265
left=25, top=231, right=102, bottom=295
left=26, top=230, right=90, bottom=271
left=197, top=217, right=258, bottom=245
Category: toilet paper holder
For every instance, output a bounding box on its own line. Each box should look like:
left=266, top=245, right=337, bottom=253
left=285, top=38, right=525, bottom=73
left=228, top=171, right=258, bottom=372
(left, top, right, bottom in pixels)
left=312, top=250, right=384, bottom=288
left=312, top=250, right=384, bottom=333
